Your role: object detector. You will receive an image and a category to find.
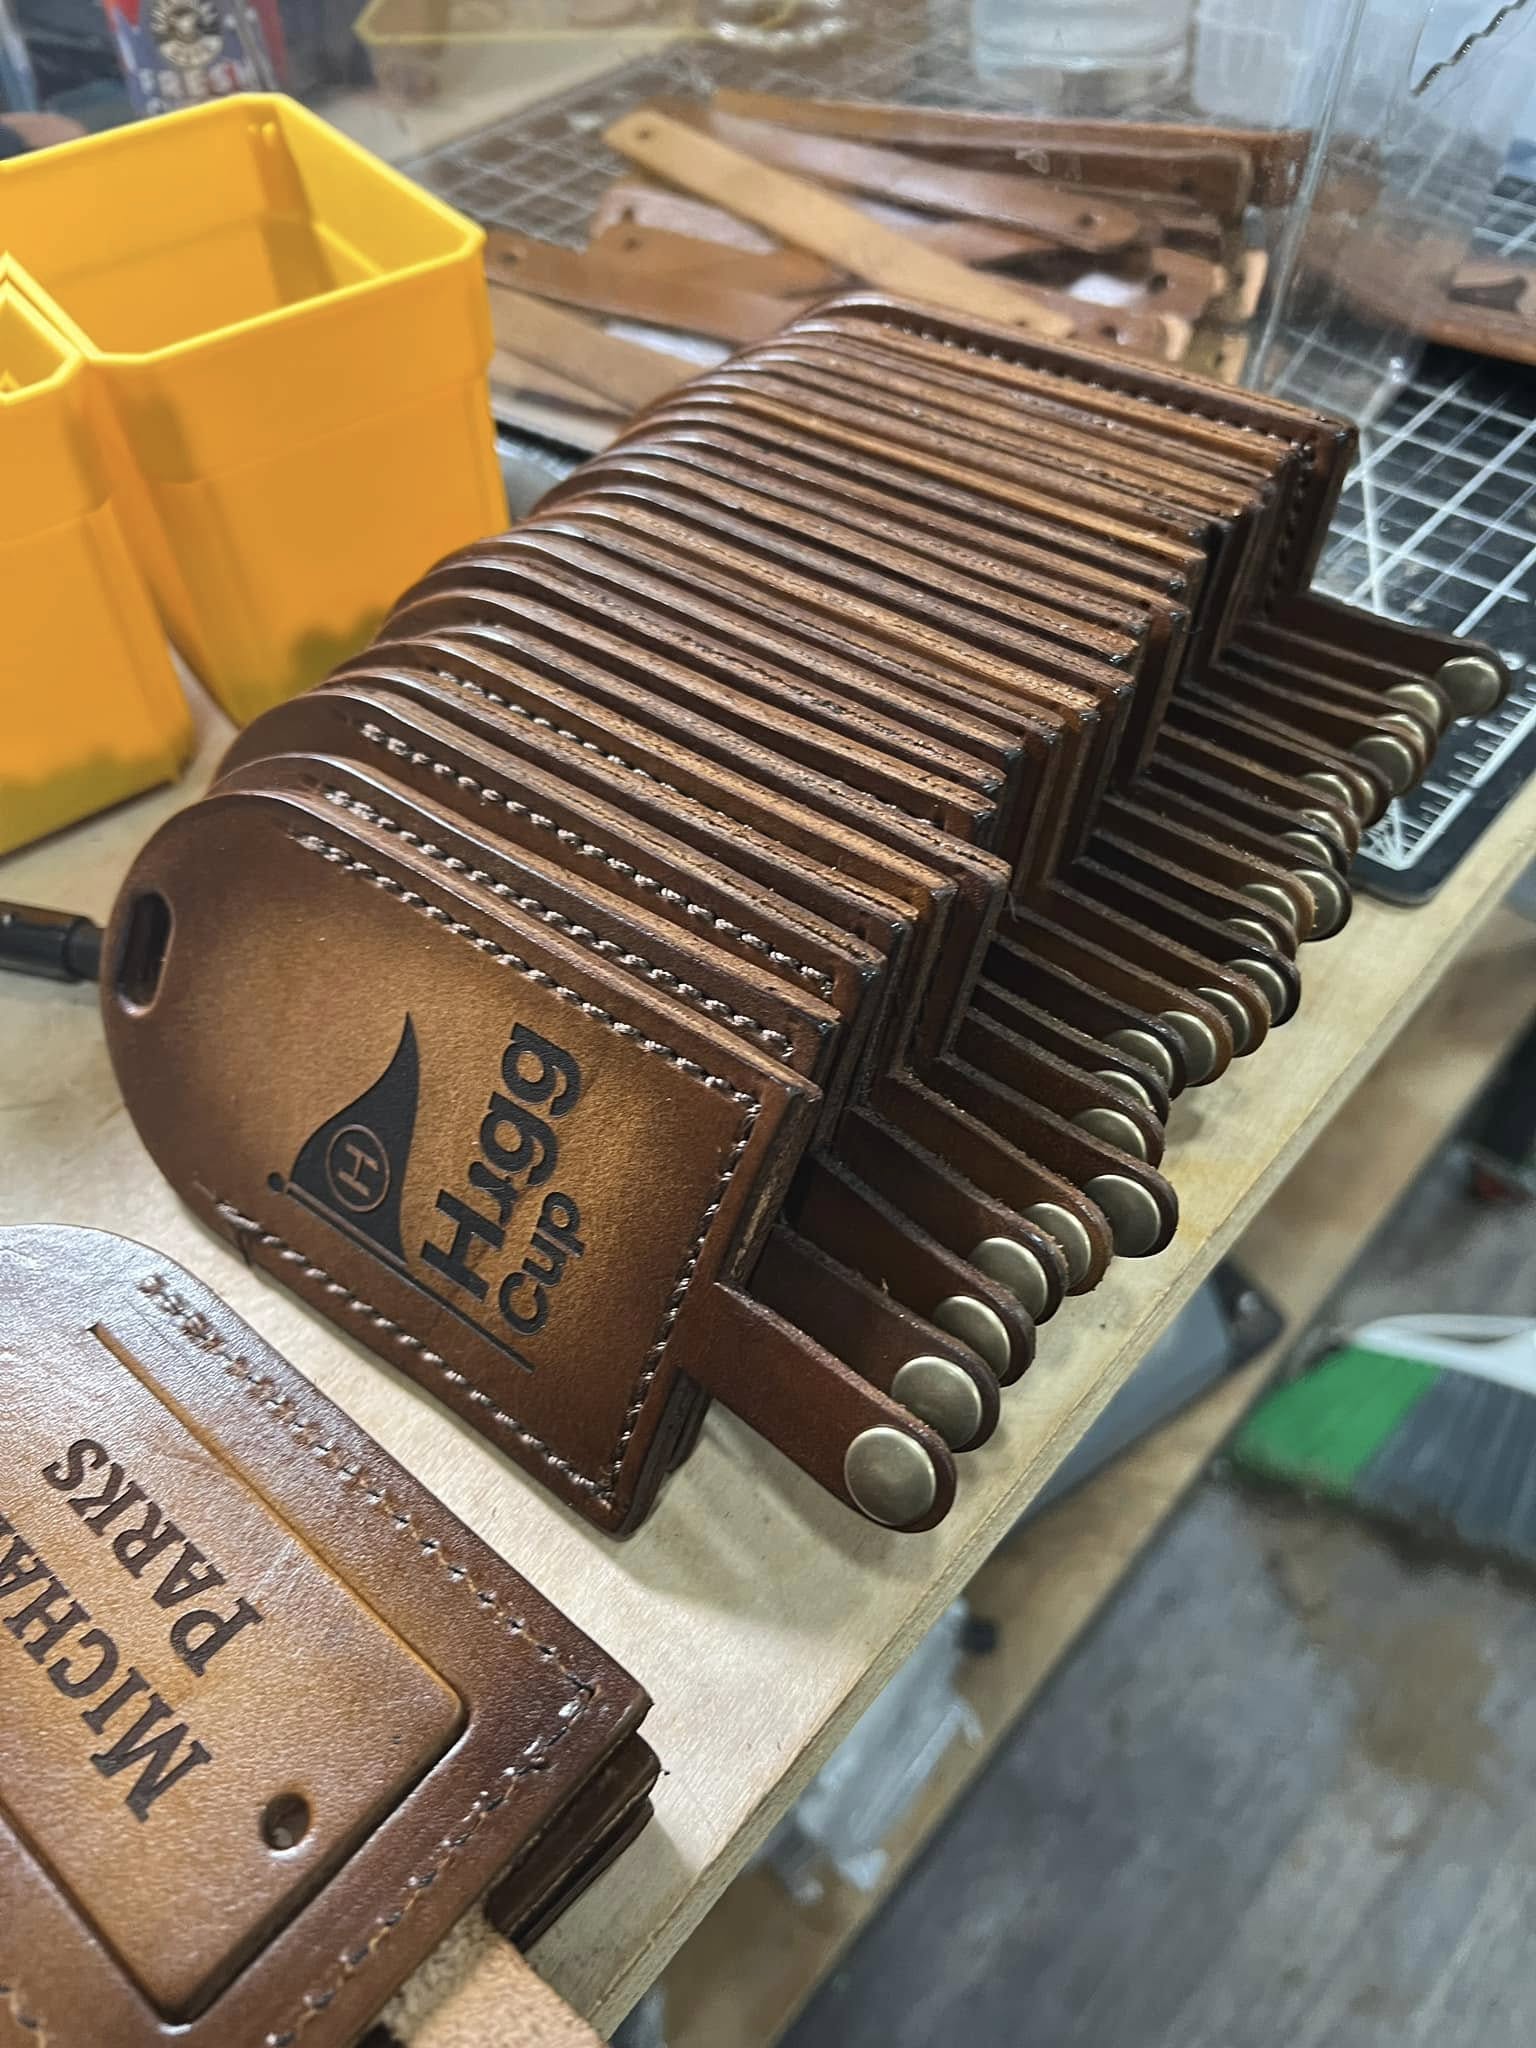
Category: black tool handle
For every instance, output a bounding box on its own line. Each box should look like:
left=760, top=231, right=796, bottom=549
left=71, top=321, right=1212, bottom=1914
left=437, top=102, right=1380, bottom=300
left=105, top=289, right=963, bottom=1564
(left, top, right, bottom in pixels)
left=0, top=903, right=104, bottom=983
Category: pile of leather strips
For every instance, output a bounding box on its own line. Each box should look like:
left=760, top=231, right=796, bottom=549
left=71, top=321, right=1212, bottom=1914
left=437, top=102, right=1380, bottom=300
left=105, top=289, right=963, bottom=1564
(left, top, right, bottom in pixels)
left=483, top=93, right=1307, bottom=445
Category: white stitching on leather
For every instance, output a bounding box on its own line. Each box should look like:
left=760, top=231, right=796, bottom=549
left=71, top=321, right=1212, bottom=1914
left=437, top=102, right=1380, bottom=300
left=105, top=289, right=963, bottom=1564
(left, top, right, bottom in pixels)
left=215, top=834, right=760, bottom=1502
left=135, top=1273, right=590, bottom=1659
left=296, top=835, right=772, bottom=1098
left=321, top=789, right=797, bottom=1061
left=131, top=1271, right=597, bottom=2048
left=432, top=665, right=654, bottom=779
left=210, top=1206, right=602, bottom=1495
left=354, top=719, right=837, bottom=1000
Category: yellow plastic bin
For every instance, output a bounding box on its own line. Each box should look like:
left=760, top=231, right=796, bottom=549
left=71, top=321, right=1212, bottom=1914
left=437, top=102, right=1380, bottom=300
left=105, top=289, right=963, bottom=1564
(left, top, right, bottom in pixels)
left=0, top=265, right=192, bottom=856
left=0, top=95, right=507, bottom=726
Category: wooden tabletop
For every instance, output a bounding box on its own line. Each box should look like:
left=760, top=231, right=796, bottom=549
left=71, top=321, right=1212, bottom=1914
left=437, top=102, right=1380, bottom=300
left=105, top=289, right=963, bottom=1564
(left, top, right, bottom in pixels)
left=3, top=704, right=1533, bottom=2037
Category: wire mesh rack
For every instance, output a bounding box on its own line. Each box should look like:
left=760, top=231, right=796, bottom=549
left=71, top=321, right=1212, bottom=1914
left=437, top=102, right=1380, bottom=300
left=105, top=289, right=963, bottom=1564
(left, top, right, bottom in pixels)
left=409, top=0, right=1018, bottom=240
left=1315, top=181, right=1536, bottom=899
left=414, top=38, right=1536, bottom=901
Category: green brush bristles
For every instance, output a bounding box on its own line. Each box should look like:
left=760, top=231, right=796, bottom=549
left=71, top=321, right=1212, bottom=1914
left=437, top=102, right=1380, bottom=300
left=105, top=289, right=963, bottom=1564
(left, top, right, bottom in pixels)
left=1232, top=1345, right=1441, bottom=1497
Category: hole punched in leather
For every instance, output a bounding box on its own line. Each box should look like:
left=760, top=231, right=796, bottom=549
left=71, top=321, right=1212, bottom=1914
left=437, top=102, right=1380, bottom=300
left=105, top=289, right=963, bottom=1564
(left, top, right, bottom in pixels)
left=103, top=293, right=1483, bottom=1541
left=261, top=1793, right=312, bottom=1853
left=114, top=890, right=172, bottom=1012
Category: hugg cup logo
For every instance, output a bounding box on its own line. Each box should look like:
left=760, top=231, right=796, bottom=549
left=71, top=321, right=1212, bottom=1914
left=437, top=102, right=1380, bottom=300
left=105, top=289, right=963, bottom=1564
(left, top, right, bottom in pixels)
left=325, top=1125, right=392, bottom=1213
left=419, top=1025, right=586, bottom=1349
left=275, top=1017, right=587, bottom=1371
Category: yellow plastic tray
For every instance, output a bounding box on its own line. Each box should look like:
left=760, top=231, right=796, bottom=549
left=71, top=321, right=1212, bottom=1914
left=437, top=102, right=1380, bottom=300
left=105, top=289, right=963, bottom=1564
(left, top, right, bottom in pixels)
left=1, top=95, right=507, bottom=726
left=0, top=262, right=192, bottom=857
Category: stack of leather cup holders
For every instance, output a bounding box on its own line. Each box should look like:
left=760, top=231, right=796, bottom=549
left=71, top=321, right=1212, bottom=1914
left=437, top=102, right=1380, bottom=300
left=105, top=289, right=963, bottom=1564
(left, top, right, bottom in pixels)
left=102, top=293, right=1508, bottom=1541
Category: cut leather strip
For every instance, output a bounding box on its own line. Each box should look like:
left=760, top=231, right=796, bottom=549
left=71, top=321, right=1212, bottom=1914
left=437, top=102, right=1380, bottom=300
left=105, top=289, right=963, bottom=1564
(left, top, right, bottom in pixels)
left=488, top=283, right=693, bottom=412
left=688, top=1285, right=958, bottom=1530
left=603, top=111, right=1078, bottom=337
left=754, top=1227, right=1001, bottom=1448
left=687, top=102, right=1145, bottom=251
left=705, top=95, right=1313, bottom=206
left=486, top=228, right=796, bottom=348
left=791, top=1155, right=1037, bottom=1384
left=587, top=218, right=841, bottom=298
left=961, top=987, right=1165, bottom=1133
left=975, top=968, right=1171, bottom=1098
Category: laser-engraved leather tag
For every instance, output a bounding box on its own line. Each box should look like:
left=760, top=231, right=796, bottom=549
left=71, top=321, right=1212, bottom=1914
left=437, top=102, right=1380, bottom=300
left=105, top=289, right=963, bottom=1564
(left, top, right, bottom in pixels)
left=0, top=1310, right=461, bottom=2018
left=102, top=788, right=818, bottom=1532
left=0, top=1227, right=654, bottom=2048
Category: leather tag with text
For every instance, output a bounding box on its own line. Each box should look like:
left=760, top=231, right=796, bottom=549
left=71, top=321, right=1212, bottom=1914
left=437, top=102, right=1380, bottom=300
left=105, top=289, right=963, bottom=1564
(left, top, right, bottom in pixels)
left=0, top=1227, right=653, bottom=2048
left=102, top=789, right=818, bottom=1531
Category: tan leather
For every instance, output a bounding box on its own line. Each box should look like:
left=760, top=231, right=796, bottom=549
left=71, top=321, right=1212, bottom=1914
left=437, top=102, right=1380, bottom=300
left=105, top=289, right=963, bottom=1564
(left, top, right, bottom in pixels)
left=587, top=217, right=840, bottom=298
left=591, top=175, right=1059, bottom=269
left=602, top=110, right=1078, bottom=338
left=0, top=1226, right=653, bottom=2047
left=487, top=227, right=796, bottom=347
left=704, top=93, right=1313, bottom=206
left=102, top=291, right=1496, bottom=1544
left=679, top=101, right=1144, bottom=254
left=589, top=174, right=1226, bottom=333
left=1426, top=267, right=1536, bottom=365
left=565, top=109, right=1190, bottom=356
left=553, top=96, right=1310, bottom=380
left=487, top=285, right=692, bottom=412
left=104, top=793, right=817, bottom=1535
left=3, top=1316, right=459, bottom=2019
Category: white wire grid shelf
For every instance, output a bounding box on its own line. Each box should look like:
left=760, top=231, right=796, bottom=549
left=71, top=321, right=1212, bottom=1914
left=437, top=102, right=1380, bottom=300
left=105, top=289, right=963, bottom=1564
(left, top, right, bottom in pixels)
left=412, top=37, right=1536, bottom=892
left=1316, top=180, right=1536, bottom=885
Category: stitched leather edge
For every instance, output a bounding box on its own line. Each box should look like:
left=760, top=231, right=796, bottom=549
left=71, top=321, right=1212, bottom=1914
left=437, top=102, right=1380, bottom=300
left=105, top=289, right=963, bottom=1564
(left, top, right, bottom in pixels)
left=218, top=835, right=762, bottom=1499
left=866, top=314, right=1321, bottom=602
left=212, top=1206, right=609, bottom=1497
left=427, top=639, right=977, bottom=869
left=125, top=1274, right=598, bottom=2048
left=134, top=1276, right=589, bottom=1676
left=355, top=716, right=838, bottom=1001
left=492, top=1772, right=654, bottom=1945
left=320, top=789, right=796, bottom=1061
left=498, top=516, right=990, bottom=776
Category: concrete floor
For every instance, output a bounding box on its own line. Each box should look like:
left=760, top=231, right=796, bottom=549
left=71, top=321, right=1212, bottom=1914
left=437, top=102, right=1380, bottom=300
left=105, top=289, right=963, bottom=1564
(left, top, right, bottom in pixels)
left=784, top=1146, right=1536, bottom=2048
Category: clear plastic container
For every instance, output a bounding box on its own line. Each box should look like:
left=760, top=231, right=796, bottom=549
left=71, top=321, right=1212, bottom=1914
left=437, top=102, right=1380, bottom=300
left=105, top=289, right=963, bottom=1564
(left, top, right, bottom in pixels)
left=971, top=0, right=1197, bottom=111
left=1245, top=0, right=1536, bottom=420
left=340, top=0, right=1534, bottom=421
